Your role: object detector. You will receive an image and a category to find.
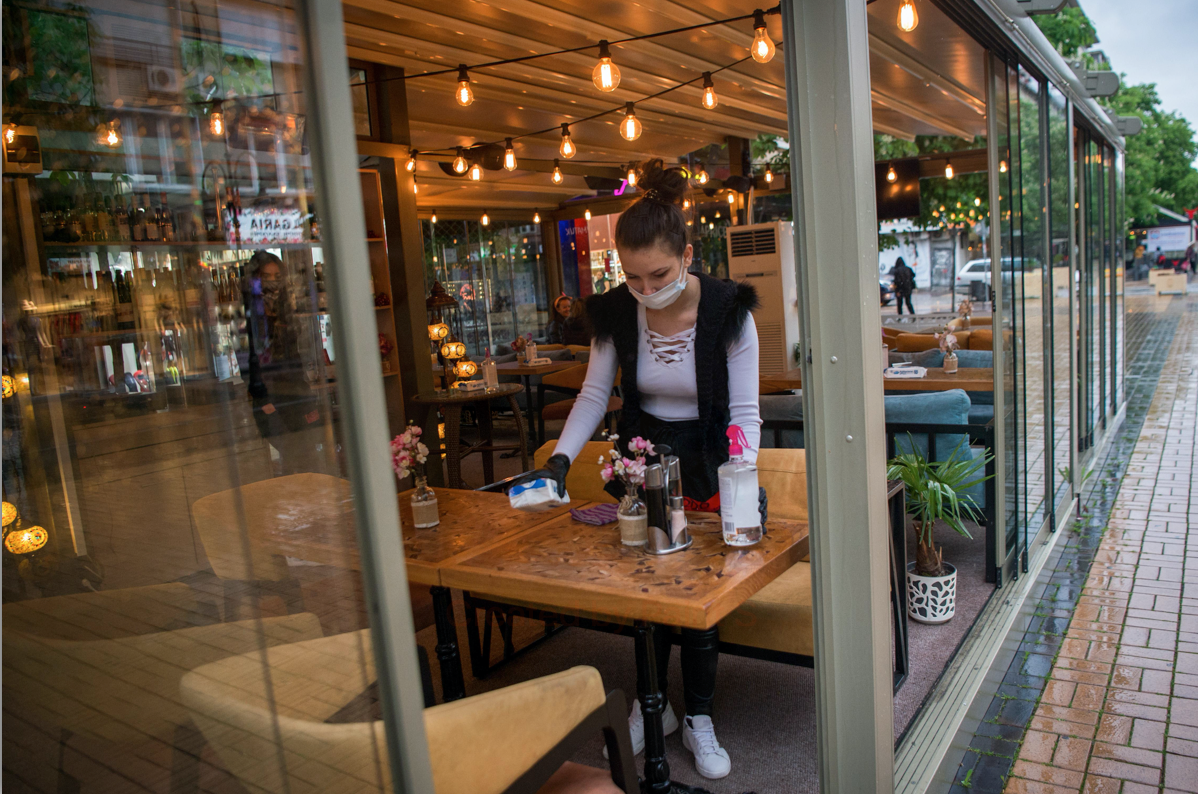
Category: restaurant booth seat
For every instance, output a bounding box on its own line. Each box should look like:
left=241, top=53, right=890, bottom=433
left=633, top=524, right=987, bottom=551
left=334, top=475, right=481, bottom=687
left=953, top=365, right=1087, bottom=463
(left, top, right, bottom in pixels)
left=895, top=330, right=971, bottom=352
left=180, top=629, right=636, bottom=794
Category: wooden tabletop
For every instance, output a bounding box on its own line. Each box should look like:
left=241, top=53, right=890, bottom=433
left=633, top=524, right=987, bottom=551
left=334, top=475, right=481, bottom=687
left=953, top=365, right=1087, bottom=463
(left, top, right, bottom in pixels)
left=409, top=383, right=522, bottom=405
left=495, top=361, right=578, bottom=376
left=760, top=367, right=994, bottom=394
left=442, top=511, right=809, bottom=630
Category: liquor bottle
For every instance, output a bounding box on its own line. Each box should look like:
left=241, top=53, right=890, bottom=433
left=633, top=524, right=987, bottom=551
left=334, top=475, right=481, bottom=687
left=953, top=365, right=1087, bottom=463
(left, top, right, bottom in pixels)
left=116, top=270, right=135, bottom=329
left=131, top=196, right=145, bottom=242
left=144, top=194, right=159, bottom=241
left=159, top=193, right=174, bottom=241
left=98, top=196, right=113, bottom=241
left=115, top=196, right=131, bottom=240
left=68, top=206, right=84, bottom=241
left=81, top=195, right=97, bottom=240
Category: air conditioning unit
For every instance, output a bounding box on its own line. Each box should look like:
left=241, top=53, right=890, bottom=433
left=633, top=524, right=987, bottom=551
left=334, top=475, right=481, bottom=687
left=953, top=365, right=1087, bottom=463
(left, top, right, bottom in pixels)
left=726, top=221, right=799, bottom=377
left=145, top=63, right=179, bottom=95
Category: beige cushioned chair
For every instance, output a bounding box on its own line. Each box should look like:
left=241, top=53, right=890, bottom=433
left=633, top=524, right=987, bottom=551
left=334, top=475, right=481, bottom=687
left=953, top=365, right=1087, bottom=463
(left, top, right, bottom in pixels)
left=181, top=629, right=636, bottom=794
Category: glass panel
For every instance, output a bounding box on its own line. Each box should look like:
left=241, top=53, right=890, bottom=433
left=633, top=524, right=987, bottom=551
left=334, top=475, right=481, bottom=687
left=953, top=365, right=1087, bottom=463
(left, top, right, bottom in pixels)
left=1113, top=150, right=1125, bottom=410
left=1088, top=137, right=1103, bottom=436
left=2, top=2, right=393, bottom=792
left=350, top=67, right=371, bottom=137
left=1100, top=145, right=1111, bottom=421
left=1046, top=84, right=1072, bottom=513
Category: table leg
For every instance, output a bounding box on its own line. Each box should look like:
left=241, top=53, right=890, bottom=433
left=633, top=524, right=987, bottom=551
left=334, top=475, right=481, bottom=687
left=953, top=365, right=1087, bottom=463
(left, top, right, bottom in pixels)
left=521, top=374, right=537, bottom=447
left=479, top=400, right=495, bottom=485
left=506, top=394, right=530, bottom=472
left=442, top=404, right=463, bottom=489
left=430, top=586, right=466, bottom=702
left=635, top=622, right=671, bottom=793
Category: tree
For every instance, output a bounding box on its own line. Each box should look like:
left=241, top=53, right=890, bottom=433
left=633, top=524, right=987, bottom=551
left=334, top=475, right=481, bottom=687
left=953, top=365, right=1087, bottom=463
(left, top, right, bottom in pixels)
left=874, top=134, right=990, bottom=231
left=1033, top=8, right=1097, bottom=60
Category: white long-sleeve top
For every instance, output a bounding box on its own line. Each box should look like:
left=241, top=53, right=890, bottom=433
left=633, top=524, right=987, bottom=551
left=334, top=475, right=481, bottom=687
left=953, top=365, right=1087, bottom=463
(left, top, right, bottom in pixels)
left=555, top=303, right=761, bottom=463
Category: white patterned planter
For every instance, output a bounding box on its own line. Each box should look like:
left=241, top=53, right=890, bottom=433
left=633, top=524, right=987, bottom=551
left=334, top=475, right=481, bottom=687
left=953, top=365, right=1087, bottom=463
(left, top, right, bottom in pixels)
left=907, top=562, right=957, bottom=624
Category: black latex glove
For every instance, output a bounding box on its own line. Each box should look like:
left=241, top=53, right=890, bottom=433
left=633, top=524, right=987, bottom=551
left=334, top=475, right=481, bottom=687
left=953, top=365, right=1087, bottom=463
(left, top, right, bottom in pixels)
left=513, top=453, right=571, bottom=500
left=759, top=486, right=769, bottom=531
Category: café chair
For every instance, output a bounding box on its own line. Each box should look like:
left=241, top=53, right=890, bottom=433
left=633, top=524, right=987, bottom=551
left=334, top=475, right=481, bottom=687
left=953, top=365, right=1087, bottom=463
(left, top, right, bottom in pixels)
left=180, top=629, right=638, bottom=794
left=2, top=583, right=323, bottom=793
left=536, top=363, right=623, bottom=446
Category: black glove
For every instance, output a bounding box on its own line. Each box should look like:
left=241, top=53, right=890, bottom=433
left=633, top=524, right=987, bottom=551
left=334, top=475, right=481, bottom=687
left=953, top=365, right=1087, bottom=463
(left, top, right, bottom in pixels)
left=759, top=486, right=769, bottom=530
left=513, top=453, right=571, bottom=500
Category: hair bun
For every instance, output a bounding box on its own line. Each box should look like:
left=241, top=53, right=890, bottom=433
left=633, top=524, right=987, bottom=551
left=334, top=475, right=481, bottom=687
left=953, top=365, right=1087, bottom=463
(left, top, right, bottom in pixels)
left=635, top=159, right=688, bottom=206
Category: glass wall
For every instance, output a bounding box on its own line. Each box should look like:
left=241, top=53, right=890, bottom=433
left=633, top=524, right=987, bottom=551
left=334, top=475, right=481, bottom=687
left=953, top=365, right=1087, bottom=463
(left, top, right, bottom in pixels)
left=2, top=1, right=396, bottom=791
left=1046, top=84, right=1073, bottom=515
left=1113, top=151, right=1126, bottom=412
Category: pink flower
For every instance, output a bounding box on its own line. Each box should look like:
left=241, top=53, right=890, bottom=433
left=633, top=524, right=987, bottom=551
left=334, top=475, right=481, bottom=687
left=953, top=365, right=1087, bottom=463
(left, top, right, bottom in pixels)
left=600, top=464, right=614, bottom=482
left=625, top=458, right=647, bottom=484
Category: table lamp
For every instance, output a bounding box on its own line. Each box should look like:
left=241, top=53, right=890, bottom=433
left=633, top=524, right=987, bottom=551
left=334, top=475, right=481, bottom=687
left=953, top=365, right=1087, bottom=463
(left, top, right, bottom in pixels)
left=439, top=333, right=466, bottom=388
left=453, top=355, right=478, bottom=381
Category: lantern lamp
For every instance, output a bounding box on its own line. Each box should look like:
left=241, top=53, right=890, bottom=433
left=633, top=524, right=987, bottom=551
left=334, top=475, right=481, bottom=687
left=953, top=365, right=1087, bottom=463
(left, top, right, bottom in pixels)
left=2, top=374, right=14, bottom=399
left=453, top=356, right=478, bottom=379
left=2, top=501, right=17, bottom=529
left=428, top=321, right=450, bottom=342
left=440, top=337, right=466, bottom=360
left=5, top=525, right=47, bottom=555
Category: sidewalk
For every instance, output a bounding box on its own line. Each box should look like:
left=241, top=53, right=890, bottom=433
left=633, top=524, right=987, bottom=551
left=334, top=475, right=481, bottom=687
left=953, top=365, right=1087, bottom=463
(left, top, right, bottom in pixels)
left=1001, top=292, right=1198, bottom=793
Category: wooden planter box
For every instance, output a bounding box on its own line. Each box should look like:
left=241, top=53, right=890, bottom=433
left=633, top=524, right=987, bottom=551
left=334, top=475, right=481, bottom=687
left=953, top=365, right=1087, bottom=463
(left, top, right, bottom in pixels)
left=1156, top=272, right=1187, bottom=296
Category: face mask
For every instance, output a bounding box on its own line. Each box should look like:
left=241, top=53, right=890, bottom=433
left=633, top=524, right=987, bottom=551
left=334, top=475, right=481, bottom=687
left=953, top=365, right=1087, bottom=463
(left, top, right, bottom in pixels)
left=629, top=260, right=688, bottom=310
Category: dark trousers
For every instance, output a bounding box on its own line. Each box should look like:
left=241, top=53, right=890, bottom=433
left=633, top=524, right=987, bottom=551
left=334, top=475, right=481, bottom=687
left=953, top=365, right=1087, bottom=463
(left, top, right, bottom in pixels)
left=651, top=624, right=718, bottom=717
left=896, top=292, right=915, bottom=314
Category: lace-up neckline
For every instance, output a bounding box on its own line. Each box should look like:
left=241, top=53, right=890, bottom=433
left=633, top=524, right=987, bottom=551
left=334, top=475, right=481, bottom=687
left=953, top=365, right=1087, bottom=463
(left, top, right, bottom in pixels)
left=645, top=325, right=696, bottom=367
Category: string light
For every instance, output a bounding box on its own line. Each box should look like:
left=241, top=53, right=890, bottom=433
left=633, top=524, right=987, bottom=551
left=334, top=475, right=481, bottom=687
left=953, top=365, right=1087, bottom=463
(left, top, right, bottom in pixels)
left=751, top=9, right=776, bottom=63
left=99, top=121, right=121, bottom=147
left=592, top=40, right=621, bottom=92
left=999, top=159, right=1008, bottom=173
left=696, top=166, right=709, bottom=185
left=886, top=163, right=897, bottom=183
left=727, top=192, right=736, bottom=205
left=683, top=198, right=691, bottom=209
left=897, top=0, right=919, bottom=32
left=453, top=147, right=468, bottom=174
left=481, top=211, right=490, bottom=226
left=584, top=208, right=592, bottom=220
left=210, top=101, right=225, bottom=136
left=559, top=124, right=577, bottom=158
left=431, top=209, right=438, bottom=223
left=413, top=179, right=419, bottom=194
left=620, top=103, right=642, bottom=141
left=533, top=209, right=541, bottom=224
left=406, top=150, right=417, bottom=172
left=944, top=159, right=954, bottom=179
left=503, top=138, right=517, bottom=171
left=552, top=159, right=564, bottom=184
left=715, top=210, right=721, bottom=218
left=974, top=197, right=982, bottom=206
left=4, top=124, right=16, bottom=145
left=455, top=65, right=473, bottom=106
left=701, top=72, right=718, bottom=110
left=627, top=166, right=637, bottom=186
left=700, top=214, right=706, bottom=223
left=764, top=167, right=774, bottom=185
left=469, top=162, right=483, bottom=181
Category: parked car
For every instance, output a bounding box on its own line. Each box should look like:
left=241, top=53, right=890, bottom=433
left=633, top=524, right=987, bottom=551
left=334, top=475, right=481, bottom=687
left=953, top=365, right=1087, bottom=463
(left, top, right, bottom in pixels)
left=953, top=257, right=1040, bottom=292
left=880, top=279, right=895, bottom=306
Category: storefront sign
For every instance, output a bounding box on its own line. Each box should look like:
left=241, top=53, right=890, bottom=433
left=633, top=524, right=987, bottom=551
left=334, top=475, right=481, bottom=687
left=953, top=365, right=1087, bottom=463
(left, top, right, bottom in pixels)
left=226, top=208, right=306, bottom=245
left=1145, top=225, right=1193, bottom=253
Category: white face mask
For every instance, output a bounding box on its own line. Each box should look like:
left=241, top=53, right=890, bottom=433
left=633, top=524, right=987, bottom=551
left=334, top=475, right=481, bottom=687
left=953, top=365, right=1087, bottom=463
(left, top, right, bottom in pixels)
left=629, top=260, right=689, bottom=310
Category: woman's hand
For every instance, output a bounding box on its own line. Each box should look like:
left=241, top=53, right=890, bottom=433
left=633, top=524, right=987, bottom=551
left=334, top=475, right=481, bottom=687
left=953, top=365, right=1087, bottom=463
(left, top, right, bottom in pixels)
left=512, top=454, right=571, bottom=500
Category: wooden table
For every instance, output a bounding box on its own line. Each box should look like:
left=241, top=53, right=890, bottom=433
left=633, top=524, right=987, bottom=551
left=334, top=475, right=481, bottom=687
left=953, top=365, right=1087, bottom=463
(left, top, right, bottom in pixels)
left=444, top=511, right=808, bottom=793
left=409, top=384, right=528, bottom=488
left=496, top=360, right=578, bottom=449
left=761, top=366, right=994, bottom=394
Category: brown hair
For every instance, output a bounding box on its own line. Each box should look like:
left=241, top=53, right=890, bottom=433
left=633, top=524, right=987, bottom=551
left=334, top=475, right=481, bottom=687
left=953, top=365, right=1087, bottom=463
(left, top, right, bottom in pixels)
left=614, top=159, right=691, bottom=257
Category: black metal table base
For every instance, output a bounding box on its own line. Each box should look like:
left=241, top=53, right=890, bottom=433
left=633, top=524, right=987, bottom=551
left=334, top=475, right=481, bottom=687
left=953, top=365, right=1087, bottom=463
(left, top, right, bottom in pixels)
left=430, top=586, right=466, bottom=702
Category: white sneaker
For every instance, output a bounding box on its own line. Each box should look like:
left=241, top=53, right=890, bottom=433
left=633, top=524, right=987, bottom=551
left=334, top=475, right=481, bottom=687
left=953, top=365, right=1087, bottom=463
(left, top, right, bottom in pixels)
left=603, top=698, right=679, bottom=758
left=682, top=714, right=731, bottom=780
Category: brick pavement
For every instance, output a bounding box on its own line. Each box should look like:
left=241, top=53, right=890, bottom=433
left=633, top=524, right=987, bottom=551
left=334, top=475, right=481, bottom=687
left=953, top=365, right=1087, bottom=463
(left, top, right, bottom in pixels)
left=1002, top=292, right=1198, bottom=793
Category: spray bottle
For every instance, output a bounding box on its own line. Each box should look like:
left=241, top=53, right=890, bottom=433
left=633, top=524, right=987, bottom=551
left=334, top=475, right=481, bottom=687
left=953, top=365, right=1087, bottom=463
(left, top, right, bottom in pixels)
left=718, top=425, right=762, bottom=546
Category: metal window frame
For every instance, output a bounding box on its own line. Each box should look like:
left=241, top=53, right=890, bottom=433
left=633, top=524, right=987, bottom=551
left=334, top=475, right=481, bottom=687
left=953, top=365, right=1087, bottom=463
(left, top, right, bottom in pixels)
left=295, top=0, right=434, bottom=790
left=781, top=1, right=894, bottom=791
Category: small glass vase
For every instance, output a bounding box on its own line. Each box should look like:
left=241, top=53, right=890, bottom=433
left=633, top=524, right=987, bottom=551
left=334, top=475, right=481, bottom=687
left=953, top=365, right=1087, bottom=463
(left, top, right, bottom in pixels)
left=943, top=352, right=959, bottom=374
left=618, top=485, right=648, bottom=547
left=410, top=474, right=440, bottom=529
left=960, top=315, right=971, bottom=329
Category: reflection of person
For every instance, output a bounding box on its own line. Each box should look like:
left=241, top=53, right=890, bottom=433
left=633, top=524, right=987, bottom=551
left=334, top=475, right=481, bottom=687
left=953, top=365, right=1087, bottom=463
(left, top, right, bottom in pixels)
left=562, top=297, right=592, bottom=346
left=515, top=160, right=763, bottom=781
left=892, top=256, right=916, bottom=315
left=244, top=250, right=328, bottom=475
left=546, top=294, right=572, bottom=343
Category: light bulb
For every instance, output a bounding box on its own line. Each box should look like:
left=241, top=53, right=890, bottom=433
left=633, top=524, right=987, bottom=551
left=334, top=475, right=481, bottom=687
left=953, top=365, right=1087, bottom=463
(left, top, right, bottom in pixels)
left=584, top=208, right=592, bottom=220
left=481, top=211, right=490, bottom=226
left=727, top=192, right=736, bottom=205
left=944, top=160, right=954, bottom=179
left=533, top=210, right=541, bottom=224
left=4, top=125, right=15, bottom=145
left=683, top=198, right=691, bottom=209
left=700, top=215, right=706, bottom=224
left=627, top=167, right=637, bottom=187
left=999, top=159, right=1008, bottom=173
left=469, top=162, right=482, bottom=181
left=431, top=210, right=438, bottom=224
left=552, top=159, right=564, bottom=185
left=974, top=197, right=982, bottom=206
left=701, top=72, right=718, bottom=110
left=764, top=168, right=773, bottom=184
left=210, top=104, right=224, bottom=136
left=697, top=167, right=709, bottom=185
left=559, top=124, right=576, bottom=158
left=503, top=138, right=516, bottom=171
left=715, top=210, right=721, bottom=219
left=620, top=103, right=641, bottom=142
left=100, top=121, right=121, bottom=147
left=592, top=40, right=621, bottom=92
left=452, top=147, right=468, bottom=174
left=897, top=0, right=918, bottom=32
left=751, top=10, right=776, bottom=64
left=886, top=163, right=897, bottom=183
left=455, top=65, right=473, bottom=106
left=413, top=179, right=419, bottom=194
left=687, top=219, right=693, bottom=226
left=406, top=150, right=417, bottom=172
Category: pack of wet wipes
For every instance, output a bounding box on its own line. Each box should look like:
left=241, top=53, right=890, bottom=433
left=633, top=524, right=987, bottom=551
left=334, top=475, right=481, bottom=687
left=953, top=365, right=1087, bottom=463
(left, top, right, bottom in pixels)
left=883, top=366, right=927, bottom=379
left=508, top=478, right=570, bottom=511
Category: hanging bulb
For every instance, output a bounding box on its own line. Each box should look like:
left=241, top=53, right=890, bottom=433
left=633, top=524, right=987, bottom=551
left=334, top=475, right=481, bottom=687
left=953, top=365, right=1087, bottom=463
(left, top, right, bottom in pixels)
left=975, top=196, right=982, bottom=206
left=944, top=159, right=954, bottom=179
left=100, top=121, right=121, bottom=147
left=533, top=209, right=541, bottom=224
left=592, top=40, right=621, bottom=92
left=626, top=166, right=638, bottom=187
left=696, top=166, right=709, bottom=185
left=453, top=147, right=468, bottom=174
left=584, top=208, right=592, bottom=221
left=886, top=163, right=897, bottom=183
left=727, top=192, right=736, bottom=206
left=455, top=65, right=473, bottom=106
left=551, top=159, right=564, bottom=185
left=701, top=72, right=718, bottom=110
left=683, top=198, right=691, bottom=210
left=469, top=162, right=483, bottom=181
left=406, top=149, right=417, bottom=172
left=431, top=209, right=438, bottom=224
left=897, top=0, right=919, bottom=32
left=999, top=159, right=1008, bottom=173
left=715, top=210, right=722, bottom=219
left=413, top=179, right=419, bottom=194
left=700, top=215, right=706, bottom=224
left=751, top=9, right=776, bottom=64
left=764, top=167, right=774, bottom=185
left=503, top=138, right=517, bottom=171
left=620, top=103, right=641, bottom=142
left=559, top=124, right=576, bottom=158
left=210, top=101, right=224, bottom=136
left=481, top=211, right=490, bottom=226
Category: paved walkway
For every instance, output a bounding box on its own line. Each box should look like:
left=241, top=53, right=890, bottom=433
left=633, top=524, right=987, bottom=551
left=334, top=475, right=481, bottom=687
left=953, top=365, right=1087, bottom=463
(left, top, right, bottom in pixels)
left=1002, top=291, right=1198, bottom=793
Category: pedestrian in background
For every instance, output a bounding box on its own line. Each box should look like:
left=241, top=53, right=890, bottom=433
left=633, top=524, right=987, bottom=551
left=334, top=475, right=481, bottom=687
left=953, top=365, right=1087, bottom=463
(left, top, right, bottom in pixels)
left=892, top=256, right=916, bottom=315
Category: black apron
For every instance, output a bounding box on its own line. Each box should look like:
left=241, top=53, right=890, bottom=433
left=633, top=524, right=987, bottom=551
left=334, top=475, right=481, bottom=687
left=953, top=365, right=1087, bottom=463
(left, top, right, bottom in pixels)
left=603, top=413, right=722, bottom=511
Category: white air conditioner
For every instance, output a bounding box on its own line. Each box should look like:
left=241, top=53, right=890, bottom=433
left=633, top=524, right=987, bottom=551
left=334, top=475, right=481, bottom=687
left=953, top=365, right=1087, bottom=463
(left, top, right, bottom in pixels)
left=726, top=221, right=799, bottom=377
left=145, top=63, right=179, bottom=95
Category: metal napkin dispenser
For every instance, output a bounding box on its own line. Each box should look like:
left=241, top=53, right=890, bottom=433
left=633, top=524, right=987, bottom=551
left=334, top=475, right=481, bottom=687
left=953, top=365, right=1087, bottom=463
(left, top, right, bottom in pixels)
left=644, top=457, right=692, bottom=555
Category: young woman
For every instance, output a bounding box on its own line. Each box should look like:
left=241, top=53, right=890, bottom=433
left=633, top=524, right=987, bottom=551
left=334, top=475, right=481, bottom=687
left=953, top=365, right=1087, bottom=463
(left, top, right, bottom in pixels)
left=526, top=160, right=764, bottom=780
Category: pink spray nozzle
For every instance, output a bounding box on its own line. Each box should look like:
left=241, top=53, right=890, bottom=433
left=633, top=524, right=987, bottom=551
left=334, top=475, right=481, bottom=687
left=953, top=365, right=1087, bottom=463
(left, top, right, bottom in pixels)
left=727, top=425, right=750, bottom=456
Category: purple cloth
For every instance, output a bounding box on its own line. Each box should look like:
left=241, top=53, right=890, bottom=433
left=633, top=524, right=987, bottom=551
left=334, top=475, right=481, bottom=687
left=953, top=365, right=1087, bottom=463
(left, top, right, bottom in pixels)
left=570, top=503, right=618, bottom=525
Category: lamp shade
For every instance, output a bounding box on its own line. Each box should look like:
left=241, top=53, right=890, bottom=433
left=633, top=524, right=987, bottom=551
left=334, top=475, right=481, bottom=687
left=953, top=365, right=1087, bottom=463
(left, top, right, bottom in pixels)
left=440, top=339, right=466, bottom=360
left=453, top=358, right=478, bottom=378
left=428, top=322, right=450, bottom=341
left=426, top=281, right=458, bottom=311
left=5, top=525, right=47, bottom=555
left=2, top=501, right=17, bottom=529
left=2, top=375, right=14, bottom=398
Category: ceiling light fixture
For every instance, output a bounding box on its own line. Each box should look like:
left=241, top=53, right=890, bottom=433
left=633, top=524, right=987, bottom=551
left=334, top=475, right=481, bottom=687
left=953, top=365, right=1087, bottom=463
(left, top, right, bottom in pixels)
left=944, top=159, right=954, bottom=179
left=701, top=72, right=718, bottom=110
left=210, top=101, right=224, bottom=136
left=469, top=162, right=483, bottom=181
left=533, top=209, right=541, bottom=224
left=886, top=163, right=897, bottom=183
left=481, top=211, right=490, bottom=226
left=592, top=40, right=621, bottom=92
left=764, top=167, right=774, bottom=184
left=751, top=9, right=776, bottom=63
left=552, top=159, right=564, bottom=184
left=898, top=0, right=918, bottom=32
left=503, top=138, right=517, bottom=171
left=620, top=103, right=642, bottom=142
left=559, top=123, right=576, bottom=158
left=455, top=65, right=473, bottom=106
left=453, top=147, right=468, bottom=174
left=406, top=149, right=417, bottom=172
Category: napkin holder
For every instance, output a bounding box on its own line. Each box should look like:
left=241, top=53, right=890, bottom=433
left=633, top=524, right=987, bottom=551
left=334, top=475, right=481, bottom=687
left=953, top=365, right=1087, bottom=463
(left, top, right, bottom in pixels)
left=455, top=379, right=487, bottom=392
left=526, top=357, right=553, bottom=367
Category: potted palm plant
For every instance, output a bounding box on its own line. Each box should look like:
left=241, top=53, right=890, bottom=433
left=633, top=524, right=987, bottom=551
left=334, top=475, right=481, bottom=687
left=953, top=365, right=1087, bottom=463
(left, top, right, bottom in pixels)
left=887, top=440, right=993, bottom=624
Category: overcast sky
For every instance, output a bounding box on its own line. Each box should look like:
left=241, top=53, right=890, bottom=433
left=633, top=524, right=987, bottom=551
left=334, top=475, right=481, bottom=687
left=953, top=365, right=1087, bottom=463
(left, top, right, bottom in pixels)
left=1080, top=0, right=1198, bottom=165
